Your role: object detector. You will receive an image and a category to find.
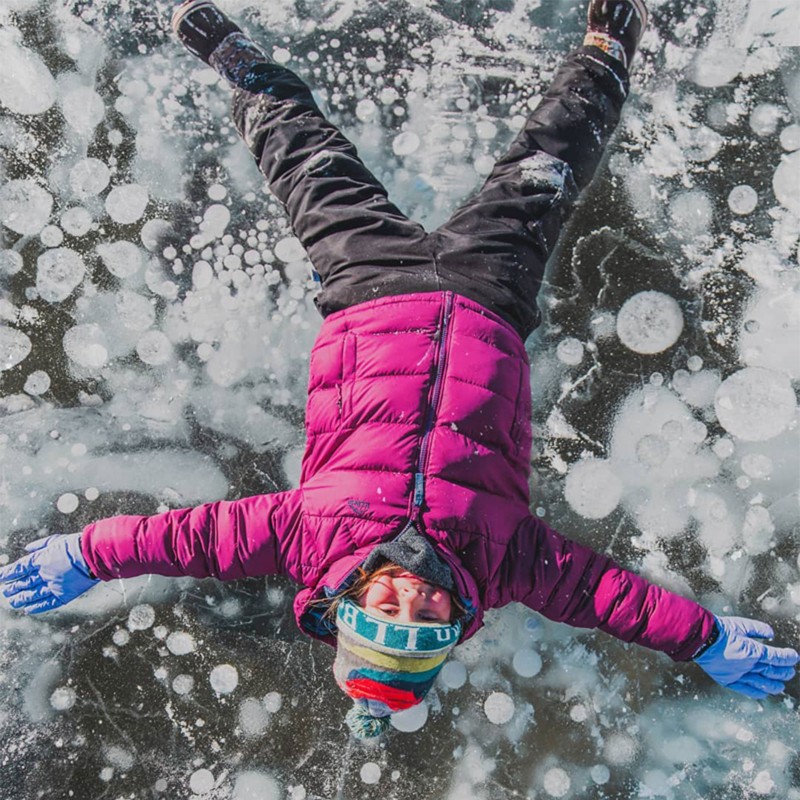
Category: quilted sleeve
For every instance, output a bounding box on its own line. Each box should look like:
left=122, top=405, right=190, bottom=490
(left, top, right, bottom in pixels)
left=497, top=514, right=715, bottom=661
left=81, top=490, right=305, bottom=584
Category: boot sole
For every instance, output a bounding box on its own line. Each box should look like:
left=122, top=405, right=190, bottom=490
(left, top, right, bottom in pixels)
left=171, top=0, right=221, bottom=36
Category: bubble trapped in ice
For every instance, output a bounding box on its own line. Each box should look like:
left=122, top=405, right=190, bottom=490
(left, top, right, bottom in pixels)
left=0, top=326, right=32, bottom=371
left=0, top=180, right=53, bottom=235
left=714, top=367, right=796, bottom=441
left=166, top=631, right=196, bottom=655
left=36, top=248, right=85, bottom=303
left=616, top=291, right=684, bottom=354
left=728, top=185, right=758, bottom=215
left=564, top=458, right=622, bottom=519
left=209, top=664, right=238, bottom=694
left=484, top=692, right=515, bottom=724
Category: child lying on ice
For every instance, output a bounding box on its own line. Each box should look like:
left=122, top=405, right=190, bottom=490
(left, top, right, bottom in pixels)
left=1, top=0, right=797, bottom=739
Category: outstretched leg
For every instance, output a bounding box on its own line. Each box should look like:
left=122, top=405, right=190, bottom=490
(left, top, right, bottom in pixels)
left=433, top=0, right=647, bottom=339
left=172, top=1, right=434, bottom=315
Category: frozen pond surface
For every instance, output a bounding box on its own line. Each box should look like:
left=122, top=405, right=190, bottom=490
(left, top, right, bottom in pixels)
left=1, top=0, right=800, bottom=797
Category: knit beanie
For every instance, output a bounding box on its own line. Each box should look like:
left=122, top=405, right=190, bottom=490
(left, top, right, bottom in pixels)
left=333, top=598, right=461, bottom=738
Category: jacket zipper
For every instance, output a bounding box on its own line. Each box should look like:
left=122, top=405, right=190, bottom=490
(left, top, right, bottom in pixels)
left=411, top=292, right=454, bottom=521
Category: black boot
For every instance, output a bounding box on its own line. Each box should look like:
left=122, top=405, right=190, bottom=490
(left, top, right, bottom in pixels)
left=584, top=0, right=648, bottom=70
left=171, top=0, right=242, bottom=63
left=171, top=0, right=270, bottom=88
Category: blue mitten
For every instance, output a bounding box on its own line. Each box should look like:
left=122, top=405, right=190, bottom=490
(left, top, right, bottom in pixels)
left=0, top=534, right=99, bottom=614
left=694, top=616, right=799, bottom=699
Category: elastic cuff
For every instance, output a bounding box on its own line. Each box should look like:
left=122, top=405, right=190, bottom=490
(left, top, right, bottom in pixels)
left=574, top=45, right=630, bottom=100
left=691, top=620, right=722, bottom=660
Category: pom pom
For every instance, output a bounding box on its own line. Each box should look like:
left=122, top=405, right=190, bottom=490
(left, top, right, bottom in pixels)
left=345, top=705, right=391, bottom=739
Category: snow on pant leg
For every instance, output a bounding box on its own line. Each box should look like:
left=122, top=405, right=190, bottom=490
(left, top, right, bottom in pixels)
left=230, top=64, right=434, bottom=317
left=432, top=47, right=629, bottom=339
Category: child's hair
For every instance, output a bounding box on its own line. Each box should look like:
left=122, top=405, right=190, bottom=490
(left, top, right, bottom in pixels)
left=311, top=561, right=464, bottom=624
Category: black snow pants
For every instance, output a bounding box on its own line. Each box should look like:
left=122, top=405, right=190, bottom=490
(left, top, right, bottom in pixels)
left=230, top=47, right=629, bottom=340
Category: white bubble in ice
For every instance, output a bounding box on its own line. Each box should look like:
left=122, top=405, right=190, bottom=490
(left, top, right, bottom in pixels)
left=24, top=370, right=50, bottom=395
left=713, top=437, right=735, bottom=458
left=512, top=648, right=542, bottom=678
left=239, top=698, right=269, bottom=735
left=189, top=768, right=215, bottom=795
left=616, top=291, right=684, bottom=354
left=669, top=190, right=712, bottom=238
left=96, top=241, right=144, bottom=279
left=207, top=183, right=227, bottom=201
left=262, top=691, right=282, bottom=713
left=166, top=631, right=196, bottom=655
left=543, top=767, right=571, bottom=797
left=50, top=686, right=77, bottom=711
left=556, top=337, right=584, bottom=365
left=0, top=327, right=32, bottom=371
left=62, top=86, right=105, bottom=135
left=116, top=290, right=155, bottom=332
left=391, top=700, right=428, bottom=732
left=172, top=674, right=195, bottom=695
left=564, top=458, right=622, bottom=520
left=360, top=763, right=381, bottom=785
left=36, top=248, right=85, bottom=303
left=105, top=184, right=149, bottom=224
left=56, top=493, right=79, bottom=514
left=0, top=42, right=57, bottom=114
left=69, top=158, right=111, bottom=199
left=136, top=330, right=172, bottom=366
left=274, top=236, right=306, bottom=263
left=392, top=131, right=421, bottom=156
left=232, top=771, right=280, bottom=800
left=590, top=765, right=610, bottom=785
left=714, top=367, right=796, bottom=441
left=63, top=324, right=108, bottom=369
left=751, top=771, right=775, bottom=795
left=728, top=185, right=758, bottom=215
left=0, top=250, right=23, bottom=276
left=570, top=704, right=588, bottom=722
left=780, top=124, right=800, bottom=152
left=741, top=453, right=773, bottom=479
left=40, top=225, right=63, bottom=247
left=61, top=207, right=93, bottom=237
left=140, top=219, right=173, bottom=252
left=127, top=604, right=156, bottom=631
left=85, top=487, right=99, bottom=501
left=112, top=629, right=130, bottom=646
left=355, top=98, right=377, bottom=121
left=440, top=660, right=467, bottom=689
left=192, top=261, right=214, bottom=289
left=604, top=733, right=637, bottom=765
left=210, top=664, right=238, bottom=694
left=484, top=692, right=515, bottom=724
left=0, top=180, right=53, bottom=235
left=749, top=104, right=782, bottom=137
left=774, top=151, right=800, bottom=215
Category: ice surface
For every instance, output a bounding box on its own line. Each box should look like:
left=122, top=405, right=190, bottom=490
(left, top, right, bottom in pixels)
left=2, top=2, right=800, bottom=798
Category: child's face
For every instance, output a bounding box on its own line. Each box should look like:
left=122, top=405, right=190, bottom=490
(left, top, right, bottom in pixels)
left=360, top=572, right=453, bottom=623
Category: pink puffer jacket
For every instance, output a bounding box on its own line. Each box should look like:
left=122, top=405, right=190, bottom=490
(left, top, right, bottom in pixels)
left=82, top=292, right=714, bottom=660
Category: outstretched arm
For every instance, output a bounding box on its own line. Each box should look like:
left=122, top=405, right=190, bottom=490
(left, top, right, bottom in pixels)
left=498, top=515, right=798, bottom=697
left=1, top=489, right=304, bottom=613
